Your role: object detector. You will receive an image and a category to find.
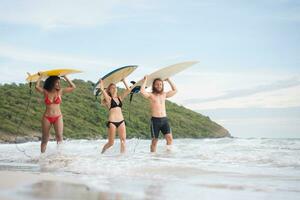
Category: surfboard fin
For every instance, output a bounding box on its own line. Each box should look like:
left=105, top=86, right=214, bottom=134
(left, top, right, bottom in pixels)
left=95, top=89, right=100, bottom=97
left=129, top=81, right=140, bottom=103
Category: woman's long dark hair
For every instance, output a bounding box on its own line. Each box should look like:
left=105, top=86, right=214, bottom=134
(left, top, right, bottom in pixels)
left=43, top=76, right=60, bottom=91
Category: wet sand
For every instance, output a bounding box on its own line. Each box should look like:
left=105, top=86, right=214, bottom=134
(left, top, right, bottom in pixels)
left=0, top=171, right=133, bottom=200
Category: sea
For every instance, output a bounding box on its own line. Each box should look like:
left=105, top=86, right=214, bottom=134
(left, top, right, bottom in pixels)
left=0, top=138, right=299, bottom=200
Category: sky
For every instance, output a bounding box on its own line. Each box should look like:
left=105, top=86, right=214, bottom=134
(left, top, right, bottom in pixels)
left=0, top=0, right=299, bottom=138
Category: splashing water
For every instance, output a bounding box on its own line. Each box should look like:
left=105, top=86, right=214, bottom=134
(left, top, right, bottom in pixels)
left=0, top=138, right=300, bottom=200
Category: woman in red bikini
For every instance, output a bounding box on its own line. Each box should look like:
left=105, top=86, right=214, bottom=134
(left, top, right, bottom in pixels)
left=98, top=79, right=132, bottom=154
left=35, top=74, right=76, bottom=153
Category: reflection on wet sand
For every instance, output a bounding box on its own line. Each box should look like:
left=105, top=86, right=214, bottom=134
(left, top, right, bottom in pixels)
left=18, top=180, right=133, bottom=200
left=144, top=182, right=164, bottom=200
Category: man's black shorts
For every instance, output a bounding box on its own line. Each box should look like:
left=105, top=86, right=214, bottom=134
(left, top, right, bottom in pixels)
left=150, top=117, right=171, bottom=139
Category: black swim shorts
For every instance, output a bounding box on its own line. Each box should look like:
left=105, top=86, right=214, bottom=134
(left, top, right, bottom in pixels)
left=150, top=117, right=171, bottom=139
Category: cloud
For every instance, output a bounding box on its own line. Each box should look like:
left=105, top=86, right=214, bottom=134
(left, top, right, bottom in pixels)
left=0, top=43, right=114, bottom=67
left=197, top=106, right=300, bottom=119
left=184, top=77, right=300, bottom=104
left=0, top=0, right=150, bottom=29
left=0, top=43, right=160, bottom=83
left=0, top=43, right=118, bottom=83
left=197, top=106, right=300, bottom=138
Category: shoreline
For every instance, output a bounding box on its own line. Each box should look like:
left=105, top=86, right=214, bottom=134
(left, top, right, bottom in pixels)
left=0, top=134, right=233, bottom=144
left=0, top=132, right=103, bottom=144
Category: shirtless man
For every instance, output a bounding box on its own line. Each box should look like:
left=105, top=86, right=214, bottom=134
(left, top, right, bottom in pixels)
left=140, top=76, right=177, bottom=152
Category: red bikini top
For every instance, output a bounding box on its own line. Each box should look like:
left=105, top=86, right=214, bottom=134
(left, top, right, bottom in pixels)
left=44, top=91, right=61, bottom=105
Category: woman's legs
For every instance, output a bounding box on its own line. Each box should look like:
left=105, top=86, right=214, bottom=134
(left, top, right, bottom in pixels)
left=101, top=124, right=116, bottom=154
left=41, top=117, right=51, bottom=153
left=53, top=116, right=63, bottom=146
left=117, top=122, right=126, bottom=153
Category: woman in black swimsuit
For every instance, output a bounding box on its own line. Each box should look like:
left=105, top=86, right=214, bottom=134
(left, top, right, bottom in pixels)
left=98, top=79, right=132, bottom=154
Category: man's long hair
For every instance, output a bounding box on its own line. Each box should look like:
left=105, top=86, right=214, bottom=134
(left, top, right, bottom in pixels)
left=152, top=78, right=164, bottom=94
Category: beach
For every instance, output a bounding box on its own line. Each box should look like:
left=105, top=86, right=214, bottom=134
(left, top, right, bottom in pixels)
left=0, top=170, right=135, bottom=200
left=0, top=138, right=300, bottom=200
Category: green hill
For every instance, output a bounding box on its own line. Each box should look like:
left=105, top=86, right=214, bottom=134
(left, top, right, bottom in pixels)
left=0, top=80, right=230, bottom=142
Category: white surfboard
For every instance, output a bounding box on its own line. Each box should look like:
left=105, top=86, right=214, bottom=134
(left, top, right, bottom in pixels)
left=132, top=61, right=198, bottom=90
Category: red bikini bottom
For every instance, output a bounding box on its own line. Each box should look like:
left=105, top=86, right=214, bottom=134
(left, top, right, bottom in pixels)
left=44, top=115, right=62, bottom=124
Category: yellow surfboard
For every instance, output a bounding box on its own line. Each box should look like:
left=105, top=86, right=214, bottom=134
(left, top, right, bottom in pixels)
left=26, top=68, right=82, bottom=82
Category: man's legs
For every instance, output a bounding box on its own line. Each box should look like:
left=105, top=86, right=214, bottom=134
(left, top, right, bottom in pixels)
left=151, top=138, right=158, bottom=152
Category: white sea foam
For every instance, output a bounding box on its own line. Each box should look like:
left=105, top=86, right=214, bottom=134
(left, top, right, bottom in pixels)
left=0, top=138, right=300, bottom=199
